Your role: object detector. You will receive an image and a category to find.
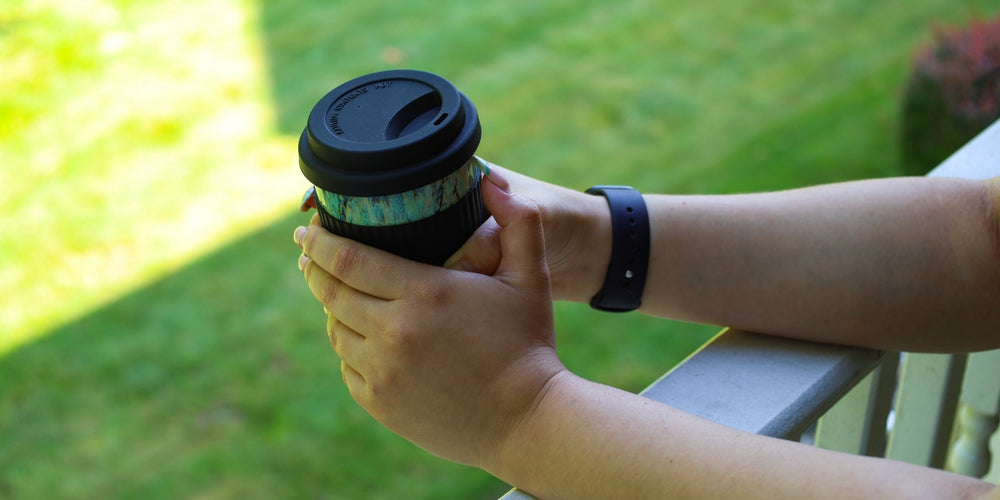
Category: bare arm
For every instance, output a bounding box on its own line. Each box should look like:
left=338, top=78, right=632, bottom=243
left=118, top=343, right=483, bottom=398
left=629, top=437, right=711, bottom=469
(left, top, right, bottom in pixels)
left=492, top=371, right=995, bottom=500
left=479, top=171, right=1000, bottom=352
left=638, top=176, right=1000, bottom=352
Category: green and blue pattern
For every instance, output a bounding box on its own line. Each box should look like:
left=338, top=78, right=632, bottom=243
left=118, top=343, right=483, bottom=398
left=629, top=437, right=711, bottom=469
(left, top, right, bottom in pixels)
left=316, top=156, right=486, bottom=227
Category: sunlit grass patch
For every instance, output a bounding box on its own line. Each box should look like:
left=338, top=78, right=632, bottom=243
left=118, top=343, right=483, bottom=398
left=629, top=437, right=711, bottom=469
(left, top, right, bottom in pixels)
left=0, top=0, right=302, bottom=353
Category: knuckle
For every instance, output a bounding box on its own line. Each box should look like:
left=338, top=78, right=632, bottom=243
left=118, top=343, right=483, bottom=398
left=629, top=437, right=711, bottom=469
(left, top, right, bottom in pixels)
left=331, top=243, right=363, bottom=278
left=358, top=372, right=396, bottom=420
left=519, top=198, right=544, bottom=225
left=411, top=279, right=449, bottom=306
left=377, top=283, right=451, bottom=354
left=320, top=277, right=340, bottom=306
left=382, top=318, right=418, bottom=352
left=367, top=370, right=396, bottom=398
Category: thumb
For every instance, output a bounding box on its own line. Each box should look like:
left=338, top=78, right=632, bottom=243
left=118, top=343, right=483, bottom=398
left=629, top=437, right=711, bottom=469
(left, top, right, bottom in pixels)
left=443, top=218, right=502, bottom=275
left=481, top=172, right=550, bottom=289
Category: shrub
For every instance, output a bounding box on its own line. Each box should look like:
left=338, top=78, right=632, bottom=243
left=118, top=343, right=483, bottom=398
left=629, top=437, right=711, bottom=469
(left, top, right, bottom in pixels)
left=900, top=15, right=1000, bottom=175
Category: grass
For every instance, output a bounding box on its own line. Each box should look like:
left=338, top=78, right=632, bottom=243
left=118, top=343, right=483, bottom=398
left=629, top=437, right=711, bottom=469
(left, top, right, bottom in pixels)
left=2, top=0, right=998, bottom=498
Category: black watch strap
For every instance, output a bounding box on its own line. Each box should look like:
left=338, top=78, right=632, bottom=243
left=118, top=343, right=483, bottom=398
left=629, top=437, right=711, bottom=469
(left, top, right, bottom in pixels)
left=585, top=186, right=650, bottom=312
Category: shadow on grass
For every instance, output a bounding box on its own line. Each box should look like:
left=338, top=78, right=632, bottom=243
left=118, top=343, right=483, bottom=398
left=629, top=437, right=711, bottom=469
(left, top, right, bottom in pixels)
left=0, top=208, right=712, bottom=499
left=0, top=212, right=511, bottom=499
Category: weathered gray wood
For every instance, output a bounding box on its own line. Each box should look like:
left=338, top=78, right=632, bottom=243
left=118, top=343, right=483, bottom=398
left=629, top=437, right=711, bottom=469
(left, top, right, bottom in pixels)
left=640, top=329, right=883, bottom=439
left=814, top=351, right=898, bottom=456
left=927, top=119, right=1000, bottom=180
left=498, top=490, right=538, bottom=500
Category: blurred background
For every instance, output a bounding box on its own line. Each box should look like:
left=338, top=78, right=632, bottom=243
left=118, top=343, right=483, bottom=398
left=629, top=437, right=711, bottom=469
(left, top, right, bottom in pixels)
left=2, top=0, right=998, bottom=498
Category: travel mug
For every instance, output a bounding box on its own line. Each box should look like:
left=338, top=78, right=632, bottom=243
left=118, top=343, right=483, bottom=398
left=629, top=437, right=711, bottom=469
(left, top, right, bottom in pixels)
left=298, top=69, right=490, bottom=265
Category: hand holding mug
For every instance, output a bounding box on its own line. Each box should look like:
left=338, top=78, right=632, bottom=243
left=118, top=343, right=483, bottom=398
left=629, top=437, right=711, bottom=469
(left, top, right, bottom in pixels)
left=294, top=173, right=565, bottom=469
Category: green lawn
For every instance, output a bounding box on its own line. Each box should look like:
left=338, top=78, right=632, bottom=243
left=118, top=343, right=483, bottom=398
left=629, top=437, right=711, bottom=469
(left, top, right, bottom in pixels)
left=2, top=0, right=997, bottom=498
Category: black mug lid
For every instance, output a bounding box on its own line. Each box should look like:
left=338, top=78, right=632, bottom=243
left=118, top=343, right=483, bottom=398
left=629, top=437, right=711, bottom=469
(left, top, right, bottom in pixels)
left=299, top=69, right=482, bottom=197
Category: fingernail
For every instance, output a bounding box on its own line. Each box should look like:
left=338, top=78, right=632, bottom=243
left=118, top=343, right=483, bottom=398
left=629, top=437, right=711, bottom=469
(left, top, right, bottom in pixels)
left=298, top=253, right=310, bottom=271
left=484, top=167, right=510, bottom=192
left=293, top=226, right=307, bottom=246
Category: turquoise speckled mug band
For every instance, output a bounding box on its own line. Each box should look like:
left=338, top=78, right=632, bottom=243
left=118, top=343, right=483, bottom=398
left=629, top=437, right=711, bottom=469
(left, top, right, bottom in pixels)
left=315, top=156, right=487, bottom=227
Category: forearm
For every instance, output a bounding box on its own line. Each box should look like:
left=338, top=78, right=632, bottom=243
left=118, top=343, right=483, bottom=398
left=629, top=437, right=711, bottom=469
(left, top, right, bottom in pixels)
left=505, top=169, right=1000, bottom=349
left=632, top=176, right=1000, bottom=351
left=490, top=372, right=993, bottom=500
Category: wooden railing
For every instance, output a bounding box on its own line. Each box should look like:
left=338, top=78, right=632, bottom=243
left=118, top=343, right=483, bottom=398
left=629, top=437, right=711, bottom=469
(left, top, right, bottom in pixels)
left=500, top=119, right=1000, bottom=499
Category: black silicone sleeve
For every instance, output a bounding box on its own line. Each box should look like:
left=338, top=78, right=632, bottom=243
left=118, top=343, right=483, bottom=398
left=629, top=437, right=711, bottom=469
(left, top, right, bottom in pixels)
left=585, top=186, right=650, bottom=312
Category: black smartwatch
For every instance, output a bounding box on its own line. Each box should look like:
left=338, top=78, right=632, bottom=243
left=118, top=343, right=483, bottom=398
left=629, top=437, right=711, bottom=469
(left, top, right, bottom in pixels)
left=585, top=186, right=650, bottom=312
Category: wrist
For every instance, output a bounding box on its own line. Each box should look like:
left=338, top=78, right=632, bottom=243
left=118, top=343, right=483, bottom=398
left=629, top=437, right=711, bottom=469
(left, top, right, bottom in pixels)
left=486, top=369, right=578, bottom=487
left=493, top=165, right=611, bottom=302
left=544, top=189, right=612, bottom=302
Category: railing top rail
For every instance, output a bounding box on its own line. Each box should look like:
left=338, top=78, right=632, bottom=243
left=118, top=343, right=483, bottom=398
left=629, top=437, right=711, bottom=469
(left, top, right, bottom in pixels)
left=928, top=119, right=1000, bottom=180
left=640, top=329, right=883, bottom=439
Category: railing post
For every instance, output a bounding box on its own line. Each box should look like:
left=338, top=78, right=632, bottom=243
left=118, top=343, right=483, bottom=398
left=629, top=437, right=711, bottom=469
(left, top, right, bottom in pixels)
left=814, top=351, right=898, bottom=456
left=885, top=353, right=967, bottom=468
left=945, top=349, right=1000, bottom=478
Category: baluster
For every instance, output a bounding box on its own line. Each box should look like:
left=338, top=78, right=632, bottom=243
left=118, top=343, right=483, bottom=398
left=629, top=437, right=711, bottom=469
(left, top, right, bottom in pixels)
left=815, top=352, right=898, bottom=456
left=947, top=405, right=999, bottom=477
left=886, top=353, right=967, bottom=468
left=945, top=349, right=1000, bottom=478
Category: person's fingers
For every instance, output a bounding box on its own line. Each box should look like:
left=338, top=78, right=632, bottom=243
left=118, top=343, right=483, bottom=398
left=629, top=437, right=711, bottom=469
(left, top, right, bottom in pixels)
left=300, top=253, right=339, bottom=307
left=302, top=257, right=386, bottom=337
left=482, top=163, right=511, bottom=191
left=443, top=168, right=528, bottom=274
left=327, top=312, right=372, bottom=408
left=443, top=217, right=502, bottom=274
left=297, top=223, right=415, bottom=300
left=341, top=360, right=367, bottom=401
left=481, top=174, right=549, bottom=288
left=292, top=214, right=322, bottom=249
left=326, top=313, right=338, bottom=349
left=329, top=318, right=368, bottom=369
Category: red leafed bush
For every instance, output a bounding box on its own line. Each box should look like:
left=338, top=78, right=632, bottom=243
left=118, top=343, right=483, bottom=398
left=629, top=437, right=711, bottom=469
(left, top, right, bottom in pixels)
left=901, top=15, right=1000, bottom=175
